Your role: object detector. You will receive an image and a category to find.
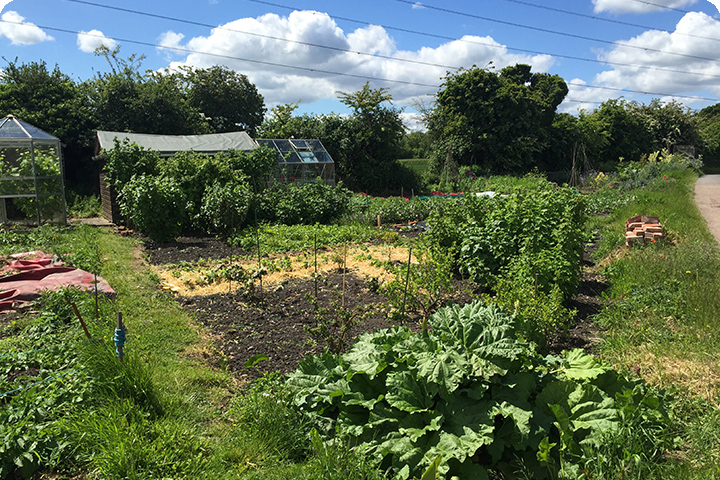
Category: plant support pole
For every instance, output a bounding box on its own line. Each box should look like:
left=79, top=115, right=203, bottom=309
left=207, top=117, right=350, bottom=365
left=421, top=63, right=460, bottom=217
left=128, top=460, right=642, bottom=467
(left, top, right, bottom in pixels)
left=402, top=246, right=412, bottom=321
left=314, top=233, right=318, bottom=300
left=71, top=302, right=92, bottom=339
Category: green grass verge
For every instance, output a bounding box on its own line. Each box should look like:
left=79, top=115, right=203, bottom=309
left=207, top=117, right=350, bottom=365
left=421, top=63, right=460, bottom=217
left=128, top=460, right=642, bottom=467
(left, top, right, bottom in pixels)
left=589, top=169, right=720, bottom=478
left=0, top=226, right=384, bottom=479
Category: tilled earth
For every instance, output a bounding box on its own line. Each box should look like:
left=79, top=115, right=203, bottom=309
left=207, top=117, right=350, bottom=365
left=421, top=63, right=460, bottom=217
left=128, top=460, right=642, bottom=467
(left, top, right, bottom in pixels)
left=145, top=235, right=605, bottom=382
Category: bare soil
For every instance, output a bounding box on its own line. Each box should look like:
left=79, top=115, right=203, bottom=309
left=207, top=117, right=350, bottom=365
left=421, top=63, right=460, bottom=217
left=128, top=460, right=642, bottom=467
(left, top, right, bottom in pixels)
left=144, top=235, right=606, bottom=382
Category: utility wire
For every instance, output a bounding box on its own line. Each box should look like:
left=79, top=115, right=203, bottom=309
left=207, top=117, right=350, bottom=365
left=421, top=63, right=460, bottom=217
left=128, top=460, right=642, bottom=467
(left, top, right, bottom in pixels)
left=0, top=19, right=439, bottom=88
left=625, top=0, right=694, bottom=14
left=248, top=0, right=720, bottom=81
left=3, top=18, right=717, bottom=103
left=391, top=0, right=720, bottom=65
left=500, top=0, right=720, bottom=43
left=64, top=0, right=461, bottom=71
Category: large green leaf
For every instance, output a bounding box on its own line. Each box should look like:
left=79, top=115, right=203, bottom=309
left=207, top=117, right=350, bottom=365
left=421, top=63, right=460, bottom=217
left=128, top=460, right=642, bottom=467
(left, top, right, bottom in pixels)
left=415, top=349, right=467, bottom=398
left=386, top=370, right=438, bottom=413
left=560, top=349, right=609, bottom=381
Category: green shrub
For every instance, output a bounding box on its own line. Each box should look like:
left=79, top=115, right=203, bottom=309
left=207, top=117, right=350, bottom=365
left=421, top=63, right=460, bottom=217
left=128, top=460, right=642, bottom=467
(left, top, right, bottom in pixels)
left=200, top=177, right=253, bottom=235
left=102, top=139, right=159, bottom=191
left=288, top=302, right=673, bottom=479
left=118, top=175, right=187, bottom=242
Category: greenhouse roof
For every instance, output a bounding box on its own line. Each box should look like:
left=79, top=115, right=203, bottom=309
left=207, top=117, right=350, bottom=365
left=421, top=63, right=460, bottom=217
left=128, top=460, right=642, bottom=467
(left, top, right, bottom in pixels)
left=256, top=139, right=334, bottom=164
left=0, top=115, right=58, bottom=141
left=96, top=130, right=258, bottom=156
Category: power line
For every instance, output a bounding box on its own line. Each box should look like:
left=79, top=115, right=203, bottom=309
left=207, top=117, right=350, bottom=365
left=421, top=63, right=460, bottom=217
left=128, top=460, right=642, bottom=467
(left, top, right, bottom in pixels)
left=4, top=17, right=717, bottom=104
left=625, top=0, right=694, bottom=14
left=391, top=0, right=720, bottom=65
left=247, top=0, right=720, bottom=82
left=64, top=0, right=462, bottom=71
left=500, top=0, right=720, bottom=44
left=0, top=19, right=440, bottom=88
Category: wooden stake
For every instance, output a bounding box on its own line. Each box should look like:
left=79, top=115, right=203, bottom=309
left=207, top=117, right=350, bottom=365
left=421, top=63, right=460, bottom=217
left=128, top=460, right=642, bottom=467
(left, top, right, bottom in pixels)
left=401, top=246, right=413, bottom=323
left=71, top=302, right=92, bottom=339
left=314, top=233, right=318, bottom=300
left=342, top=241, right=347, bottom=308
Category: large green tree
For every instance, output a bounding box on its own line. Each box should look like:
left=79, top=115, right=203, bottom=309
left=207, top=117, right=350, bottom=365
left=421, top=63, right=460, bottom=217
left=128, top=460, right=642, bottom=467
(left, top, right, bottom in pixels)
left=698, top=102, right=720, bottom=167
left=427, top=64, right=568, bottom=174
left=181, top=65, right=265, bottom=136
left=86, top=47, right=209, bottom=135
left=334, top=82, right=407, bottom=193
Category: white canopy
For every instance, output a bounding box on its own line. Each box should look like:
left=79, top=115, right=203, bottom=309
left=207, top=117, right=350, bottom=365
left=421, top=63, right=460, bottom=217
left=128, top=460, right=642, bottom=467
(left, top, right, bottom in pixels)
left=96, top=130, right=258, bottom=156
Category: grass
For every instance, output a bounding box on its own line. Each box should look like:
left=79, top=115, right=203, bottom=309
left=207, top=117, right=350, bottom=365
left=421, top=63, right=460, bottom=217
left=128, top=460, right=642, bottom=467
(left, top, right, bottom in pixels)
left=398, top=158, right=430, bottom=176
left=587, top=168, right=720, bottom=478
left=0, top=225, right=386, bottom=479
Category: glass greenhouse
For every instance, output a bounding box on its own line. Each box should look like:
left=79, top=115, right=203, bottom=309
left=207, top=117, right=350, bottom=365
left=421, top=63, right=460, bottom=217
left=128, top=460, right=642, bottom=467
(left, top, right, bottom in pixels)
left=256, top=139, right=335, bottom=186
left=0, top=115, right=66, bottom=225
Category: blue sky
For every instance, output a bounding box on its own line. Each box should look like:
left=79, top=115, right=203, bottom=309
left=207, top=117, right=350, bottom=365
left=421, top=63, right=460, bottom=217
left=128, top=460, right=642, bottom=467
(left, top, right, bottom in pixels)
left=1, top=0, right=720, bottom=129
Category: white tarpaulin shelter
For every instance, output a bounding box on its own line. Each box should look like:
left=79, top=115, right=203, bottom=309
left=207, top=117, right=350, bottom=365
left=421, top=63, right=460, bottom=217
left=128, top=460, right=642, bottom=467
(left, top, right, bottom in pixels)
left=95, top=130, right=258, bottom=156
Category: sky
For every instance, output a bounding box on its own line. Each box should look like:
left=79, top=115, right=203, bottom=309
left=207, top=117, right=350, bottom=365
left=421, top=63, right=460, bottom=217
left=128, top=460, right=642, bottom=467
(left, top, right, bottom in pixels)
left=1, top=0, right=720, bottom=130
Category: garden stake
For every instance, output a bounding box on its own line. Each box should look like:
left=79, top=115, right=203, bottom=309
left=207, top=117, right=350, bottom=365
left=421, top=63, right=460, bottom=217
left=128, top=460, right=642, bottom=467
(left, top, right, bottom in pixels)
left=342, top=241, right=347, bottom=308
left=255, top=215, right=263, bottom=296
left=71, top=302, right=92, bottom=339
left=402, top=246, right=413, bottom=323
left=314, top=233, right=318, bottom=300
left=115, top=312, right=126, bottom=363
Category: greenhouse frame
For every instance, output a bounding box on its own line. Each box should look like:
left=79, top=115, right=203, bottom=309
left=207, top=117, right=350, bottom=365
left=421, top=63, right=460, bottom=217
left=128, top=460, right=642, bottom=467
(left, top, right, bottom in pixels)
left=256, top=139, right=335, bottom=186
left=0, top=115, right=67, bottom=225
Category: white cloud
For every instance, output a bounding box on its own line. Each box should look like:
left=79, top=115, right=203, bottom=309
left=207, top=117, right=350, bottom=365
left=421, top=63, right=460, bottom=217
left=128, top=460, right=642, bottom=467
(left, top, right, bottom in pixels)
left=595, top=12, right=720, bottom=98
left=559, top=11, right=720, bottom=113
left=157, top=31, right=185, bottom=58
left=167, top=10, right=555, bottom=108
left=77, top=29, right=117, bottom=53
left=0, top=11, right=53, bottom=45
left=592, top=0, right=698, bottom=14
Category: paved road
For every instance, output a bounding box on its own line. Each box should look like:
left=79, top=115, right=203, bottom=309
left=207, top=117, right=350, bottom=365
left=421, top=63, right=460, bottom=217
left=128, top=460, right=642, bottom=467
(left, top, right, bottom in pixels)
left=695, top=174, right=720, bottom=244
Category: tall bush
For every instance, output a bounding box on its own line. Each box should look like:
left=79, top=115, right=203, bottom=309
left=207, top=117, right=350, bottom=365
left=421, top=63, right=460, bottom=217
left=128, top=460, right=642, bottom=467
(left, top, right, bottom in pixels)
left=118, top=175, right=187, bottom=242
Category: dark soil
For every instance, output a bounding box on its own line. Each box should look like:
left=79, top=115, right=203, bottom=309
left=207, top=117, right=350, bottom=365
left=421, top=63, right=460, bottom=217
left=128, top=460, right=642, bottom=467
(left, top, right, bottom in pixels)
left=146, top=235, right=606, bottom=381
left=144, top=236, right=248, bottom=264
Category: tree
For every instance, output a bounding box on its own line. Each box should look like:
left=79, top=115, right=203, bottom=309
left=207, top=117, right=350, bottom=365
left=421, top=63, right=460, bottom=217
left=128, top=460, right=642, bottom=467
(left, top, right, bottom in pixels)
left=257, top=102, right=329, bottom=139
left=427, top=64, right=568, bottom=174
left=580, top=99, right=653, bottom=165
left=181, top=66, right=265, bottom=136
left=698, top=102, right=720, bottom=167
left=0, top=60, right=96, bottom=194
left=86, top=46, right=209, bottom=135
left=639, top=99, right=700, bottom=151
left=334, top=82, right=406, bottom=192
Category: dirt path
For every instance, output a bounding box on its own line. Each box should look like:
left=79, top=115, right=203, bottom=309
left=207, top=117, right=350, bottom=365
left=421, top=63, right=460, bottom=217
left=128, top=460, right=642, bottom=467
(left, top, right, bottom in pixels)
left=695, top=175, right=720, bottom=244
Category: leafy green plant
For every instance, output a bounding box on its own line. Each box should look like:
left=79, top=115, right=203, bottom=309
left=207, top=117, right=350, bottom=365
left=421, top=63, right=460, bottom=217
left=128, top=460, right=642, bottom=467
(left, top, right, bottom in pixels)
left=381, top=243, right=457, bottom=323
left=200, top=177, right=252, bottom=235
left=118, top=174, right=187, bottom=242
left=102, top=138, right=160, bottom=191
left=305, top=293, right=374, bottom=354
left=288, top=301, right=672, bottom=480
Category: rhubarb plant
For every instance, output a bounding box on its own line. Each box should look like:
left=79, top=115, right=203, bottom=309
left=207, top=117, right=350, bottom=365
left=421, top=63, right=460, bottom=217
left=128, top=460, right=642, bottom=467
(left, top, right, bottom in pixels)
left=287, top=302, right=671, bottom=479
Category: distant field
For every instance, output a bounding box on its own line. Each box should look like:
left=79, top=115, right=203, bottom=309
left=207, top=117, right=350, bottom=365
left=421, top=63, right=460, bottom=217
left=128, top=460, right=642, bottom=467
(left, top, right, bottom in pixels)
left=398, top=158, right=430, bottom=175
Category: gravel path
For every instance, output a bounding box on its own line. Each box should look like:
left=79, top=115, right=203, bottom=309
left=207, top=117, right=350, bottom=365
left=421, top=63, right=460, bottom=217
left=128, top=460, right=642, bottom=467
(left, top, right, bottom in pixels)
left=695, top=174, right=720, bottom=244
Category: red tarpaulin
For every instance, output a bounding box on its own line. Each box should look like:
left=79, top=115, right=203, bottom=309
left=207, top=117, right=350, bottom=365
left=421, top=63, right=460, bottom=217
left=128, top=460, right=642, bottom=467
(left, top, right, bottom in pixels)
left=0, top=251, right=115, bottom=311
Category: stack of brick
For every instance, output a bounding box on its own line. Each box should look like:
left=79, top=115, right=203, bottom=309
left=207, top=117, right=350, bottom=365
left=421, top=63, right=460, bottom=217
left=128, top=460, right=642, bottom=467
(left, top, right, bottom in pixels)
left=625, top=215, right=663, bottom=246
